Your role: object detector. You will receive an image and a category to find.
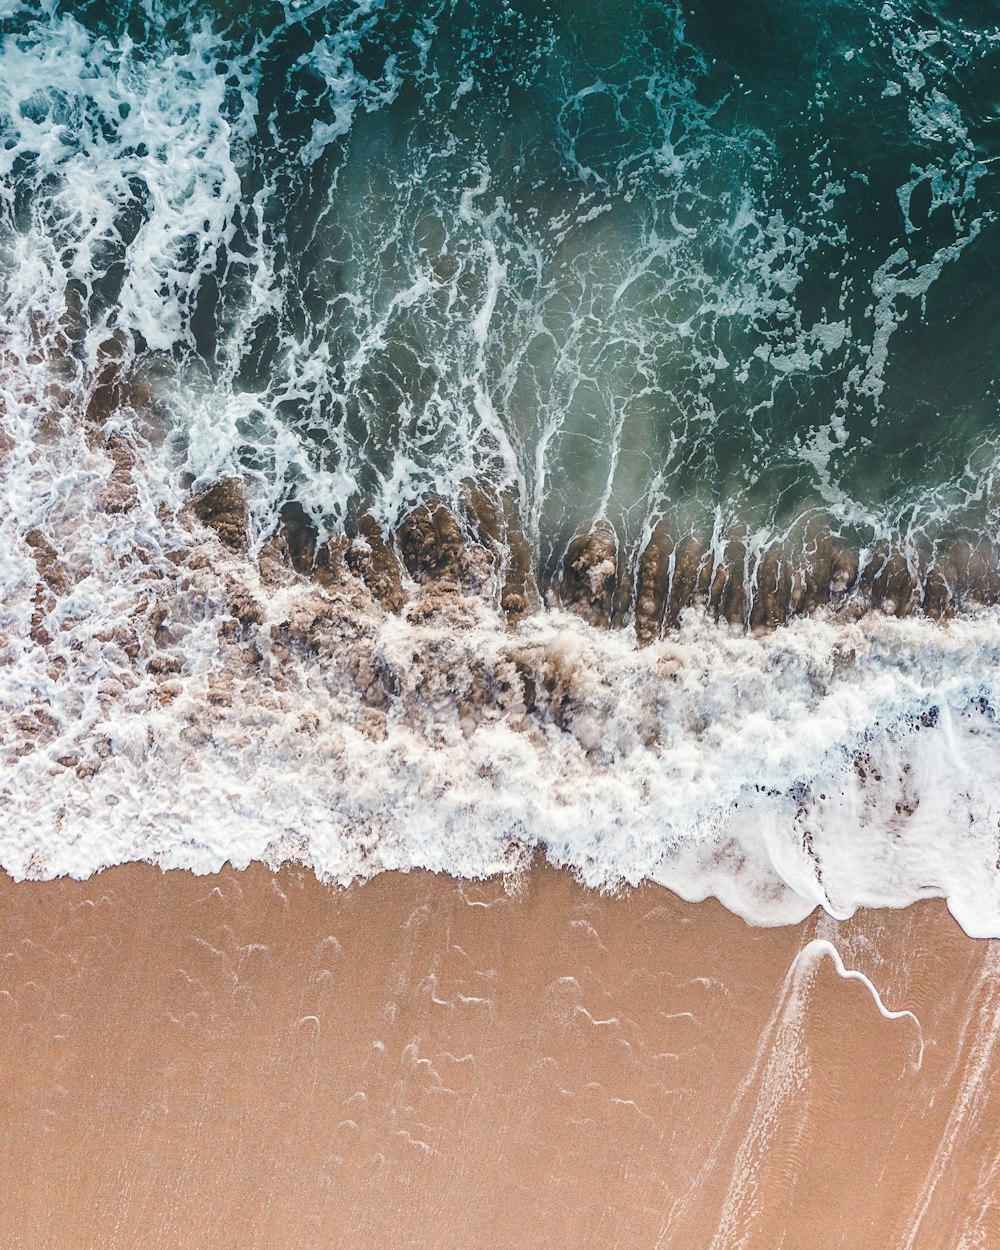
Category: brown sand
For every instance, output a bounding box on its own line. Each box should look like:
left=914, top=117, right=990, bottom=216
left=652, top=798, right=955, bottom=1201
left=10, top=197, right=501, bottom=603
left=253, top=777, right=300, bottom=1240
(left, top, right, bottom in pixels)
left=1, top=862, right=998, bottom=1249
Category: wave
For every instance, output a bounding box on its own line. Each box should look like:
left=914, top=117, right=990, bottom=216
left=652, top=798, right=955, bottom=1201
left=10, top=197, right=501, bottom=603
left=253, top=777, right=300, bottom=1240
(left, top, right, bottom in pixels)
left=2, top=1, right=1000, bottom=936
left=3, top=406, right=1000, bottom=936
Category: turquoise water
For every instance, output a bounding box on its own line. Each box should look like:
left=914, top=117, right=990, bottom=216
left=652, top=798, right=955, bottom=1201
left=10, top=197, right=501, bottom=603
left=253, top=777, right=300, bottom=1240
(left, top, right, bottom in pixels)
left=3, top=0, right=999, bottom=579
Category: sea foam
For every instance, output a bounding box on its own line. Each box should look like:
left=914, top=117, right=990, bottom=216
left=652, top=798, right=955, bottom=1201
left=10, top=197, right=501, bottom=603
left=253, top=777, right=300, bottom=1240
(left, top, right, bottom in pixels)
left=3, top=402, right=1000, bottom=937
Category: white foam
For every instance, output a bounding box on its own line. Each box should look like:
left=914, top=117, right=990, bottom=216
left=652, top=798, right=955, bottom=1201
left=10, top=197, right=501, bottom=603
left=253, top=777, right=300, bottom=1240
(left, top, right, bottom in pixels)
left=3, top=401, right=1000, bottom=939
left=795, top=939, right=923, bottom=1069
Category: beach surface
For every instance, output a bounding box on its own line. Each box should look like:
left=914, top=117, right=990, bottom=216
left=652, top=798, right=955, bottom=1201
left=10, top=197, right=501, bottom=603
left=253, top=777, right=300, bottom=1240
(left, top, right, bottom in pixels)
left=2, top=862, right=997, bottom=1249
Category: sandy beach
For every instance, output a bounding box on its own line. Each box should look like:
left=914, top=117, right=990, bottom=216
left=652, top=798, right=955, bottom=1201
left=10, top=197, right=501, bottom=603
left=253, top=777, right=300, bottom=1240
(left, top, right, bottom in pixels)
left=2, top=862, right=996, bottom=1249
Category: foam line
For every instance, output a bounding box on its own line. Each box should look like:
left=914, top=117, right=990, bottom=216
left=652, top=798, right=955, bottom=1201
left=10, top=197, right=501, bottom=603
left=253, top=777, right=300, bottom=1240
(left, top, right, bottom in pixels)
left=796, top=939, right=924, bottom=1072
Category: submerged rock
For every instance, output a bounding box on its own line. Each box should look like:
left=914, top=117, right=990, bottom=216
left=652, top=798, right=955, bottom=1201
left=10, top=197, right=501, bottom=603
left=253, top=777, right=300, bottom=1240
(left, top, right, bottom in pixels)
left=665, top=536, right=710, bottom=630
left=709, top=537, right=747, bottom=626
left=559, top=521, right=619, bottom=627
left=398, top=500, right=466, bottom=583
left=749, top=544, right=793, bottom=631
left=347, top=515, right=406, bottom=613
left=186, top=479, right=248, bottom=553
left=867, top=548, right=919, bottom=617
left=964, top=541, right=1000, bottom=605
left=178, top=475, right=1000, bottom=642
left=462, top=482, right=537, bottom=623
left=24, top=528, right=71, bottom=596
left=97, top=430, right=139, bottom=515
left=278, top=501, right=321, bottom=575
left=634, top=526, right=673, bottom=645
left=276, top=501, right=348, bottom=590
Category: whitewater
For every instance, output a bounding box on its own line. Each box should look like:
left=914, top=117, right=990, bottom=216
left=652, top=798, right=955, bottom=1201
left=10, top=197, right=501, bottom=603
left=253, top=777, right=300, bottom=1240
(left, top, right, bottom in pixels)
left=3, top=0, right=1000, bottom=935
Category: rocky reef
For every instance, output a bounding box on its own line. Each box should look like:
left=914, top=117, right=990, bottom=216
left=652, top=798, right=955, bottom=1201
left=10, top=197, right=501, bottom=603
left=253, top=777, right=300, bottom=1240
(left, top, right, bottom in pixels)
left=181, top=476, right=1000, bottom=649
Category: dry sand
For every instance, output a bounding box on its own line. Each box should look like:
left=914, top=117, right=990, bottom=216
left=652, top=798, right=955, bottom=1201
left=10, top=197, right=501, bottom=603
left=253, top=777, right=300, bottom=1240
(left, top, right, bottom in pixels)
left=1, top=861, right=997, bottom=1249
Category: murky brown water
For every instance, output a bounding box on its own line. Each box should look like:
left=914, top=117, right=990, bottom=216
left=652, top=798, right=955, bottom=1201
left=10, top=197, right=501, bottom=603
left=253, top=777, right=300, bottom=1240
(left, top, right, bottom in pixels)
left=1, top=863, right=998, bottom=1249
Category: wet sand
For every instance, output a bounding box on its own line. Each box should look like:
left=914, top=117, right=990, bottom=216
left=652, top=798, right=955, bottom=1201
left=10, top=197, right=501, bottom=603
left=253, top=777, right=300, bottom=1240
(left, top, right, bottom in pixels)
left=1, top=862, right=998, bottom=1249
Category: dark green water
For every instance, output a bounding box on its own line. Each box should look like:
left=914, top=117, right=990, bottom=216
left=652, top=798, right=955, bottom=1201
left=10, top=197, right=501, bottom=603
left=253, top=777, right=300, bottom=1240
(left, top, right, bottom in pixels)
left=3, top=0, right=1000, bottom=577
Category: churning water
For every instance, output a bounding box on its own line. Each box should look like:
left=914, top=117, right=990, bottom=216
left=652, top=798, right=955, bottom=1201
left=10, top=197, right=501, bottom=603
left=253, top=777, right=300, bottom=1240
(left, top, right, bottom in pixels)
left=3, top=0, right=1000, bottom=933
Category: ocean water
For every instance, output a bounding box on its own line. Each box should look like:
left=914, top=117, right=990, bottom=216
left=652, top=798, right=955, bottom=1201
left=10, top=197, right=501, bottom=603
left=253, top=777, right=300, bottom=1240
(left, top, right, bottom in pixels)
left=3, top=0, right=1000, bottom=933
